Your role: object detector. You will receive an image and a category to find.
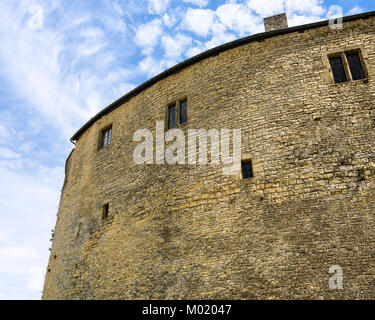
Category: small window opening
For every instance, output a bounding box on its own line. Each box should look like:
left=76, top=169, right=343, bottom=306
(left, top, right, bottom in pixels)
left=329, top=57, right=347, bottom=83
left=241, top=160, right=254, bottom=179
left=102, top=203, right=109, bottom=220
left=168, top=104, right=177, bottom=129
left=100, top=126, right=112, bottom=148
left=346, top=53, right=365, bottom=80
left=180, top=99, right=188, bottom=124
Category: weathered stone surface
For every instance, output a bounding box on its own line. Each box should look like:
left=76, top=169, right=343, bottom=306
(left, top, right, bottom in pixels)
left=43, top=15, right=375, bottom=299
left=264, top=13, right=288, bottom=32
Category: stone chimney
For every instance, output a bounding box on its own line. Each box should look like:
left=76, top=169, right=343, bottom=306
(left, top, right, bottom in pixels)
left=264, top=13, right=288, bottom=32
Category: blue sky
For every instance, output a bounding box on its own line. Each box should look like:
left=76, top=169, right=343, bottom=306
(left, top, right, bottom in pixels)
left=0, top=0, right=374, bottom=300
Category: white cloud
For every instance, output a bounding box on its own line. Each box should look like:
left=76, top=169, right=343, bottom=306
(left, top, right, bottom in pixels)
left=135, top=19, right=163, bottom=53
left=287, top=13, right=324, bottom=27
left=0, top=246, right=39, bottom=261
left=181, top=8, right=215, bottom=37
left=0, top=166, right=62, bottom=214
left=182, top=0, right=209, bottom=7
left=77, top=28, right=106, bottom=56
left=0, top=231, right=7, bottom=243
left=180, top=2, right=264, bottom=55
left=284, top=0, right=325, bottom=16
left=0, top=147, right=20, bottom=159
left=27, top=266, right=45, bottom=291
left=185, top=28, right=237, bottom=58
left=216, top=3, right=263, bottom=36
left=163, top=12, right=178, bottom=28
left=161, top=33, right=192, bottom=59
left=247, top=0, right=326, bottom=19
left=204, top=31, right=237, bottom=50
left=147, top=0, right=171, bottom=14
left=139, top=55, right=175, bottom=77
left=19, top=141, right=35, bottom=154
left=247, top=0, right=285, bottom=17
left=0, top=1, right=136, bottom=139
left=102, top=15, right=127, bottom=33
left=347, top=6, right=364, bottom=16
left=0, top=124, right=11, bottom=141
left=112, top=1, right=124, bottom=15
left=186, top=45, right=204, bottom=58
left=0, top=165, right=62, bottom=299
left=139, top=55, right=164, bottom=77
left=27, top=5, right=44, bottom=30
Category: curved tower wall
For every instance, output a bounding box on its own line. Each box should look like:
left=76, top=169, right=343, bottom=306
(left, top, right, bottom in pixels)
left=43, top=16, right=375, bottom=299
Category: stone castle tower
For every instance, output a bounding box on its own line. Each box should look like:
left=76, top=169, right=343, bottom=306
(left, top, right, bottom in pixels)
left=43, top=11, right=375, bottom=299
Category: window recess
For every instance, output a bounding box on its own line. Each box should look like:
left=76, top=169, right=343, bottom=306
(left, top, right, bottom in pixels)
left=328, top=50, right=367, bottom=83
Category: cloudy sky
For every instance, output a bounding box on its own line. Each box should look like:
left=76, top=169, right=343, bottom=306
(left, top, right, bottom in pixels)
left=0, top=0, right=374, bottom=300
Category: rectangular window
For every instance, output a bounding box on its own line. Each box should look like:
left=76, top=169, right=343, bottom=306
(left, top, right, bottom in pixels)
left=346, top=53, right=365, bottom=80
left=167, top=98, right=188, bottom=128
left=180, top=100, right=187, bottom=124
left=329, top=57, right=347, bottom=83
left=241, top=160, right=254, bottom=179
left=100, top=126, right=112, bottom=148
left=102, top=203, right=109, bottom=220
left=168, top=104, right=177, bottom=129
left=328, top=49, right=367, bottom=84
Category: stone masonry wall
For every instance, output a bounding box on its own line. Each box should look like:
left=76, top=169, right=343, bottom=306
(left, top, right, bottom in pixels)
left=43, top=16, right=375, bottom=299
left=264, top=13, right=288, bottom=32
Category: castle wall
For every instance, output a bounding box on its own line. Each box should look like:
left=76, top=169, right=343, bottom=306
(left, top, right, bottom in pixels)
left=43, top=16, right=375, bottom=299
